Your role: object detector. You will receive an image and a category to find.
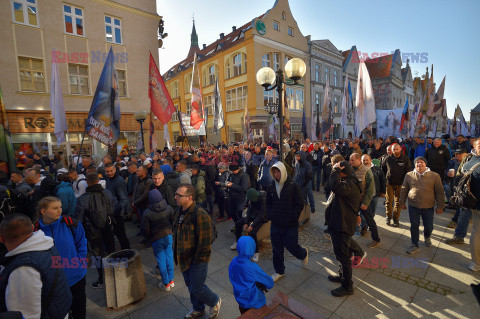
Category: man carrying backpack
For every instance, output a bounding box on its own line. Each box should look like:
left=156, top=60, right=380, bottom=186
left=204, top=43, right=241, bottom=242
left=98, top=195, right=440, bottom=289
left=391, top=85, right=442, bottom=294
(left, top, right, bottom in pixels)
left=68, top=169, right=88, bottom=199
left=24, top=167, right=59, bottom=221
left=75, top=172, right=116, bottom=288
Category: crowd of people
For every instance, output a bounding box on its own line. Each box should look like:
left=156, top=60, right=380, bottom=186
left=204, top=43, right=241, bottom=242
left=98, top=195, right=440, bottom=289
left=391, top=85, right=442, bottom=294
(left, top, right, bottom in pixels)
left=0, top=132, right=479, bottom=318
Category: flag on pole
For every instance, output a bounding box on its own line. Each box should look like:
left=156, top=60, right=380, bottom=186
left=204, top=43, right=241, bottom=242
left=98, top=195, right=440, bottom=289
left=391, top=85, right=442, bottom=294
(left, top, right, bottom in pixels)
left=148, top=52, right=176, bottom=125
left=315, top=106, right=321, bottom=140
left=149, top=111, right=157, bottom=153
left=190, top=53, right=204, bottom=130
left=399, top=96, right=409, bottom=134
left=410, top=101, right=419, bottom=138
left=425, top=66, right=435, bottom=117
left=50, top=50, right=68, bottom=146
left=432, top=76, right=445, bottom=117
left=163, top=124, right=171, bottom=150
left=301, top=106, right=307, bottom=140
left=212, top=77, right=224, bottom=133
left=85, top=47, right=121, bottom=146
left=321, top=75, right=332, bottom=137
left=243, top=108, right=251, bottom=141
left=283, top=84, right=291, bottom=139
left=354, top=61, right=376, bottom=137
left=0, top=87, right=16, bottom=173
left=310, top=106, right=316, bottom=141
left=340, top=75, right=352, bottom=136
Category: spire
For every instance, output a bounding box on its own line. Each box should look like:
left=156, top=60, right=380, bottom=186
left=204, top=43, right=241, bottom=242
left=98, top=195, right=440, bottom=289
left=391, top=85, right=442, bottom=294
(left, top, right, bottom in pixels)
left=191, top=19, right=198, bottom=47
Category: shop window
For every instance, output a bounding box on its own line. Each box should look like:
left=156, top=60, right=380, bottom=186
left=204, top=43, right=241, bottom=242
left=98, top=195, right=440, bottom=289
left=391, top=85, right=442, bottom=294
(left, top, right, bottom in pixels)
left=69, top=64, right=89, bottom=95
left=18, top=57, right=45, bottom=92
left=63, top=4, right=84, bottom=36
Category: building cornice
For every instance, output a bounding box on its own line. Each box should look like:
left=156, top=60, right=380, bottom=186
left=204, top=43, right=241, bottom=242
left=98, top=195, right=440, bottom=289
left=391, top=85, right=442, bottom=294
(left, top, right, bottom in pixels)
left=90, top=0, right=161, bottom=20
left=253, top=35, right=308, bottom=58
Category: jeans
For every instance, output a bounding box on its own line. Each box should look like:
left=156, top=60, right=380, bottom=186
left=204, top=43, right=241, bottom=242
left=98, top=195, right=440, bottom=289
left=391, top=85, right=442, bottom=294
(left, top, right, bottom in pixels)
left=471, top=210, right=480, bottom=266
left=234, top=218, right=263, bottom=253
left=301, top=181, right=315, bottom=212
left=151, top=235, right=174, bottom=285
left=270, top=224, right=307, bottom=274
left=206, top=194, right=214, bottom=216
left=330, top=232, right=364, bottom=289
left=87, top=224, right=116, bottom=283
left=361, top=197, right=380, bottom=242
left=408, top=205, right=434, bottom=246
left=312, top=166, right=321, bottom=190
left=385, top=184, right=402, bottom=220
left=113, top=212, right=130, bottom=250
left=182, top=263, right=219, bottom=312
left=455, top=208, right=472, bottom=239
left=452, top=208, right=461, bottom=223
left=228, top=198, right=245, bottom=222
left=70, top=276, right=86, bottom=319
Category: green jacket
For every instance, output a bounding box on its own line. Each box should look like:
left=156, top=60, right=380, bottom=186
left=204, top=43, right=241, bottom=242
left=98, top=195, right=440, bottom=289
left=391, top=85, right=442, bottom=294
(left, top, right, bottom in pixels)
left=173, top=203, right=212, bottom=272
left=191, top=171, right=206, bottom=203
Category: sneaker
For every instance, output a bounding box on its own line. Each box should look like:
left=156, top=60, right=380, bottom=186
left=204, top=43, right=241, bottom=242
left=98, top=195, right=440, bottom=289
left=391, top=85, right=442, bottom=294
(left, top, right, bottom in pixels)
left=230, top=242, right=237, bottom=250
left=386, top=217, right=392, bottom=226
left=468, top=262, right=480, bottom=272
left=271, top=273, right=285, bottom=282
left=447, top=221, right=457, bottom=229
left=184, top=309, right=205, bottom=319
left=302, top=247, right=309, bottom=266
left=168, top=280, right=175, bottom=288
left=91, top=281, right=104, bottom=289
left=393, top=220, right=400, bottom=227
left=352, top=251, right=367, bottom=267
left=311, top=210, right=316, bottom=214
left=360, top=226, right=368, bottom=236
left=368, top=241, right=380, bottom=248
left=160, top=282, right=170, bottom=291
left=425, top=237, right=432, bottom=247
left=216, top=217, right=224, bottom=222
left=331, top=285, right=354, bottom=297
left=209, top=298, right=221, bottom=319
left=328, top=275, right=342, bottom=283
left=407, top=244, right=419, bottom=254
left=225, top=217, right=232, bottom=222
left=445, top=236, right=465, bottom=245
left=251, top=253, right=259, bottom=263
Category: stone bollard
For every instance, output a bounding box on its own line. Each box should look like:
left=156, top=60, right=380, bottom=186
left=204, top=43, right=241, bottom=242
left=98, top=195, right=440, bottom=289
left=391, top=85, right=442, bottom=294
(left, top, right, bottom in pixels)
left=103, top=249, right=146, bottom=310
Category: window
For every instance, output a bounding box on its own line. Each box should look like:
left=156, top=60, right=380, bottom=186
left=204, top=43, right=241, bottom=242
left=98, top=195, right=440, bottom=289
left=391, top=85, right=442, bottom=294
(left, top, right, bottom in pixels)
left=228, top=52, right=247, bottom=78
left=325, top=67, right=329, bottom=84
left=203, top=95, right=213, bottom=116
left=117, top=69, right=126, bottom=97
left=262, top=54, right=270, bottom=67
left=315, top=64, right=320, bottom=82
left=334, top=97, right=339, bottom=113
left=171, top=82, right=178, bottom=98
left=273, top=53, right=280, bottom=71
left=226, top=85, right=248, bottom=111
left=286, top=88, right=295, bottom=109
left=284, top=56, right=291, bottom=67
left=288, top=27, right=294, bottom=36
left=264, top=90, right=278, bottom=107
left=186, top=102, right=191, bottom=115
left=295, top=90, right=304, bottom=110
left=171, top=105, right=178, bottom=121
left=273, top=21, right=279, bottom=31
left=105, top=16, right=122, bottom=44
left=12, top=0, right=38, bottom=26
left=334, top=70, right=338, bottom=86
left=287, top=88, right=304, bottom=110
left=233, top=53, right=242, bottom=77
left=63, top=4, right=84, bottom=36
left=68, top=64, right=89, bottom=95
left=203, top=64, right=217, bottom=86
left=185, top=73, right=192, bottom=93
left=281, top=11, right=286, bottom=20
left=18, top=57, right=45, bottom=92
left=315, top=93, right=321, bottom=113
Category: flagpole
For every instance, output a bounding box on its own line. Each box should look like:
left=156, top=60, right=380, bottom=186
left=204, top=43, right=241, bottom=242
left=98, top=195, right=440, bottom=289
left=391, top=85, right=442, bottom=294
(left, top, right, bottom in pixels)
left=76, top=128, right=87, bottom=167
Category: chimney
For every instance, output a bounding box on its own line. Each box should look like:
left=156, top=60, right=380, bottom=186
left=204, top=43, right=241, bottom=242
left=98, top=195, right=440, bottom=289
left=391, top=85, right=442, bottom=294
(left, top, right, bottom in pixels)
left=203, top=44, right=206, bottom=49
left=232, top=26, right=236, bottom=32
left=220, top=33, right=224, bottom=39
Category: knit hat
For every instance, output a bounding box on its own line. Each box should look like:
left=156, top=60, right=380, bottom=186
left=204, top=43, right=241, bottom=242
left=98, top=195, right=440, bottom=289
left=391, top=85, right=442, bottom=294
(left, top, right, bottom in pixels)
left=148, top=189, right=163, bottom=204
left=338, top=161, right=355, bottom=177
left=160, top=164, right=172, bottom=174
left=246, top=188, right=260, bottom=202
left=143, top=159, right=151, bottom=166
left=414, top=156, right=427, bottom=165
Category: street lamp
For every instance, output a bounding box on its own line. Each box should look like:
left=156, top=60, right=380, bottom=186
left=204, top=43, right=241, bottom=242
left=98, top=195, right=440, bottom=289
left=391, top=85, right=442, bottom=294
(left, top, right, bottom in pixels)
left=134, top=110, right=148, bottom=153
left=256, top=58, right=306, bottom=161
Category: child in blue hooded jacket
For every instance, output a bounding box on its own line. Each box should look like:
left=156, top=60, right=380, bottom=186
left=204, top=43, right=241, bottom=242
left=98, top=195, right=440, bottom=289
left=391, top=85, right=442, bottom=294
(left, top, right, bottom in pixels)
left=229, top=236, right=274, bottom=314
left=36, top=196, right=88, bottom=319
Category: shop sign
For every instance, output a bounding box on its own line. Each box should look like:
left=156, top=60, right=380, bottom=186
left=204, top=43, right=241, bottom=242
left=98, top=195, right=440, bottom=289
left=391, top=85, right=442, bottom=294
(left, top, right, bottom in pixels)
left=24, top=116, right=87, bottom=130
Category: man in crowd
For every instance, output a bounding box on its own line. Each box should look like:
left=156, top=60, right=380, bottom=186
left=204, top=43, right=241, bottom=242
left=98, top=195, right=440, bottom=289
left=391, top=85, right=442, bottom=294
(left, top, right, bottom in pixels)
left=0, top=214, right=72, bottom=317
left=382, top=143, right=412, bottom=227
left=104, top=163, right=131, bottom=250
left=68, top=169, right=88, bottom=199
left=176, top=161, right=192, bottom=185
left=267, top=162, right=308, bottom=282
left=191, top=165, right=207, bottom=210
left=226, top=164, right=250, bottom=223
left=311, top=143, right=323, bottom=191
left=349, top=153, right=380, bottom=248
left=24, top=167, right=58, bottom=221
left=362, top=154, right=386, bottom=216
left=133, top=166, right=153, bottom=219
left=173, top=184, right=221, bottom=319
left=425, top=138, right=450, bottom=183
left=399, top=157, right=444, bottom=254
left=76, top=156, right=94, bottom=176
left=151, top=168, right=176, bottom=208
left=294, top=151, right=315, bottom=215
left=257, top=149, right=278, bottom=190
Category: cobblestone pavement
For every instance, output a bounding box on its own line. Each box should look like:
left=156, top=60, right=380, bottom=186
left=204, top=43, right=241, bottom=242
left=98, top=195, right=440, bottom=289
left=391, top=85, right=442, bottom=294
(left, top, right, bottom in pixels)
left=86, top=190, right=480, bottom=319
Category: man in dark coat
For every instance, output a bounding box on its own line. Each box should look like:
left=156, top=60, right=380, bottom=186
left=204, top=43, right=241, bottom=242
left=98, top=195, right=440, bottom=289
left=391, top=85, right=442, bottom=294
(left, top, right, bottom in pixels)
left=325, top=161, right=364, bottom=297
left=151, top=169, right=177, bottom=209
left=266, top=161, right=308, bottom=282
left=226, top=164, right=250, bottom=223
left=425, top=138, right=450, bottom=183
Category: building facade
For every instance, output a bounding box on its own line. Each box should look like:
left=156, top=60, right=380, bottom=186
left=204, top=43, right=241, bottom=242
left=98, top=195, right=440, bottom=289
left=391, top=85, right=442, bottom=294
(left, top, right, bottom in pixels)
left=1, top=0, right=160, bottom=161
left=163, top=0, right=310, bottom=144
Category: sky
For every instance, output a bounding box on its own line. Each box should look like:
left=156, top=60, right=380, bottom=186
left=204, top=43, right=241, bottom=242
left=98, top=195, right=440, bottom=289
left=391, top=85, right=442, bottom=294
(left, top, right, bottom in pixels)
left=156, top=0, right=480, bottom=120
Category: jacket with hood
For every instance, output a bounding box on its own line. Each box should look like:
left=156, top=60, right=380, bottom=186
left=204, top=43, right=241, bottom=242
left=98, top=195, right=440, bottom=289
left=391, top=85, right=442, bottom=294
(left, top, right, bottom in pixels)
left=75, top=184, right=115, bottom=233
left=257, top=157, right=278, bottom=190
left=228, top=236, right=274, bottom=309
left=29, top=176, right=59, bottom=220
left=0, top=231, right=72, bottom=319
left=191, top=170, right=207, bottom=203
left=178, top=169, right=192, bottom=185
left=105, top=173, right=129, bottom=214
left=325, top=167, right=362, bottom=235
left=266, top=162, right=304, bottom=228
left=458, top=151, right=480, bottom=209
left=54, top=182, right=77, bottom=217
left=293, top=151, right=313, bottom=188
left=37, top=217, right=88, bottom=286
left=245, top=192, right=268, bottom=229
left=72, top=174, right=87, bottom=199
left=227, top=170, right=250, bottom=202
left=151, top=181, right=177, bottom=208
left=141, top=198, right=174, bottom=243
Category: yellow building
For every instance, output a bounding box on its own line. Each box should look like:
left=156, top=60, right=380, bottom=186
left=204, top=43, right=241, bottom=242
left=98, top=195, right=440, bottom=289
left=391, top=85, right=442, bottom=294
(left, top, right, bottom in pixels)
left=163, top=0, right=310, bottom=145
left=1, top=0, right=160, bottom=158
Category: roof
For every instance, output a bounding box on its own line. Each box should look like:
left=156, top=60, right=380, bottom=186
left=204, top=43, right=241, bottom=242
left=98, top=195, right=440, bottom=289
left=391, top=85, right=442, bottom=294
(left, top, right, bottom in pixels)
left=341, top=46, right=358, bottom=71
left=365, top=54, right=394, bottom=79
left=401, top=66, right=409, bottom=82
left=472, top=102, right=480, bottom=113
left=163, top=15, right=264, bottom=81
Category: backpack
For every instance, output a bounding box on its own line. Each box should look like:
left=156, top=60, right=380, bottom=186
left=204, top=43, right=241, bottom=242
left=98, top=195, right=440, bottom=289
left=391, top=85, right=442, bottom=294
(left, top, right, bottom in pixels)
left=191, top=205, right=217, bottom=244
left=87, top=191, right=113, bottom=229
left=74, top=178, right=86, bottom=192
left=450, top=160, right=480, bottom=209
left=34, top=216, right=79, bottom=238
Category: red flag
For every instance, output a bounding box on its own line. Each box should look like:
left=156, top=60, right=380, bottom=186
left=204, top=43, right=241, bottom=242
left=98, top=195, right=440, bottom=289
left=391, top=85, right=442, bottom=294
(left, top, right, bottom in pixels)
left=190, top=53, right=204, bottom=130
left=148, top=52, right=175, bottom=125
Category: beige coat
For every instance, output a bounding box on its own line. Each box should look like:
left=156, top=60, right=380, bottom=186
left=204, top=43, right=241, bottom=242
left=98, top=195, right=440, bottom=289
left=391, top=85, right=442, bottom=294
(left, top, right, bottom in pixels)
left=399, top=169, right=445, bottom=209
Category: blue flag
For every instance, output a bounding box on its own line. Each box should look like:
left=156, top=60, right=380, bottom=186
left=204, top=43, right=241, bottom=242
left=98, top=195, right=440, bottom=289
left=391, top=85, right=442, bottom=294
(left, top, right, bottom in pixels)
left=301, top=107, right=307, bottom=139
left=85, top=47, right=121, bottom=146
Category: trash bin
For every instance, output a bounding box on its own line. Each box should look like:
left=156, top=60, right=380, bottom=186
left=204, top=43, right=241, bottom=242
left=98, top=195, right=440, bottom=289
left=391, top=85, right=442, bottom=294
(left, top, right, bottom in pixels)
left=103, top=249, right=146, bottom=310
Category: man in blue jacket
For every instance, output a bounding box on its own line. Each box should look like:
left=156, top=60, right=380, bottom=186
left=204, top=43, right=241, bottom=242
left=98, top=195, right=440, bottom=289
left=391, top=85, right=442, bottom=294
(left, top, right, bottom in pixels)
left=294, top=151, right=315, bottom=215
left=55, top=174, right=77, bottom=216
left=229, top=236, right=274, bottom=314
left=256, top=149, right=278, bottom=190
left=104, top=163, right=130, bottom=250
